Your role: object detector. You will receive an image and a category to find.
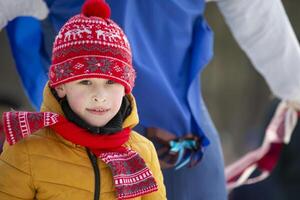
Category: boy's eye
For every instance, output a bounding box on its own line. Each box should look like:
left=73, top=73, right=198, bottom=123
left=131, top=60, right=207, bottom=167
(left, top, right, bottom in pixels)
left=79, top=80, right=92, bottom=85
left=106, top=80, right=115, bottom=85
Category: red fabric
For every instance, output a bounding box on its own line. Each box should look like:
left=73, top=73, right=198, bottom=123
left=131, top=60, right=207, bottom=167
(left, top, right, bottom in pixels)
left=82, top=0, right=111, bottom=18
left=51, top=115, right=130, bottom=153
left=226, top=143, right=284, bottom=184
left=99, top=150, right=159, bottom=199
left=2, top=111, right=130, bottom=152
left=48, top=1, right=135, bottom=93
left=257, top=143, right=283, bottom=171
left=2, top=111, right=60, bottom=145
left=226, top=102, right=298, bottom=189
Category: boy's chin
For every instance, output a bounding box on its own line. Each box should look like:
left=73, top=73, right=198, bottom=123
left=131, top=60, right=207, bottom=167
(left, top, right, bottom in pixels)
left=85, top=119, right=109, bottom=128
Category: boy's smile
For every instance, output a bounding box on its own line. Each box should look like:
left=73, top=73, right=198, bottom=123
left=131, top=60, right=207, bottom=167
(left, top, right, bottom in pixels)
left=86, top=107, right=111, bottom=115
left=55, top=78, right=125, bottom=127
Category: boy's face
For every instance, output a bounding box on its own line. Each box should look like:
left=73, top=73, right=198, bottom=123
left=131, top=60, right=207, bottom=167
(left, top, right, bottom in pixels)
left=55, top=78, right=125, bottom=127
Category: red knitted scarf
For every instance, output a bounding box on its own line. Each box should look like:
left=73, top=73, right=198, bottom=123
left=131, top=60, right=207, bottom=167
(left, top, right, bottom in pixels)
left=2, top=111, right=158, bottom=199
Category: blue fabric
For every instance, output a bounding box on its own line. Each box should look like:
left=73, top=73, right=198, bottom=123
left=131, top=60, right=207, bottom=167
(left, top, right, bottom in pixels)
left=6, top=17, right=48, bottom=109
left=7, top=0, right=227, bottom=199
left=107, top=1, right=212, bottom=141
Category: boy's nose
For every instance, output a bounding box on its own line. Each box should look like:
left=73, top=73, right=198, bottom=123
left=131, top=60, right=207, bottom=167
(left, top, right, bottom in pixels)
left=92, top=96, right=106, bottom=103
left=91, top=85, right=108, bottom=102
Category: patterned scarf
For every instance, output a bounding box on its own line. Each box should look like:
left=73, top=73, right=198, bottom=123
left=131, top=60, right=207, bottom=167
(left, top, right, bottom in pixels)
left=225, top=101, right=298, bottom=190
left=2, top=111, right=158, bottom=199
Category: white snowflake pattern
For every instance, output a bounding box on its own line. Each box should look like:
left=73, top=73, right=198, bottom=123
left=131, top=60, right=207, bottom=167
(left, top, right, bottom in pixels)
left=74, top=63, right=84, bottom=69
left=114, top=65, right=122, bottom=72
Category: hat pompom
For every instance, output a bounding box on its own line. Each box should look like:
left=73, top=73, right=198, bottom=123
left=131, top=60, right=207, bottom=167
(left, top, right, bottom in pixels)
left=82, top=0, right=111, bottom=19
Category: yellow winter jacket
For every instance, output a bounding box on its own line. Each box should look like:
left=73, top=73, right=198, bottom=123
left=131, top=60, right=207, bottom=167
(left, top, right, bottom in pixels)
left=0, top=86, right=166, bottom=200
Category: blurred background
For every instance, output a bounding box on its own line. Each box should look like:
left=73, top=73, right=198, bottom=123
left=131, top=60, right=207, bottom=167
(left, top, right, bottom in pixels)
left=203, top=0, right=300, bottom=165
left=0, top=0, right=299, bottom=165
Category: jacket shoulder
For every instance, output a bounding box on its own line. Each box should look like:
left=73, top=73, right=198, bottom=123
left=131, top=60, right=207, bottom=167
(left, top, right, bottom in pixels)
left=125, top=131, right=156, bottom=164
left=1, top=137, right=31, bottom=173
left=2, top=128, right=71, bottom=158
left=128, top=131, right=152, bottom=145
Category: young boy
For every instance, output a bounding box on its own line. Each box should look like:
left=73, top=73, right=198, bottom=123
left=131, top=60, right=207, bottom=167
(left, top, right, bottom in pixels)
left=0, top=0, right=166, bottom=199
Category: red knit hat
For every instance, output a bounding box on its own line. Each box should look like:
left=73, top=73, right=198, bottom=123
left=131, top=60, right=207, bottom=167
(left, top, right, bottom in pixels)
left=48, top=0, right=135, bottom=93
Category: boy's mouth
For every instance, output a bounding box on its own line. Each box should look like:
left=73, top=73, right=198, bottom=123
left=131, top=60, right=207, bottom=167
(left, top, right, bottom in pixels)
left=86, top=108, right=110, bottom=115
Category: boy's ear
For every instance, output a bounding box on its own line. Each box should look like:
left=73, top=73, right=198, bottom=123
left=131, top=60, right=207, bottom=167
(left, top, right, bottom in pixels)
left=54, top=84, right=66, bottom=98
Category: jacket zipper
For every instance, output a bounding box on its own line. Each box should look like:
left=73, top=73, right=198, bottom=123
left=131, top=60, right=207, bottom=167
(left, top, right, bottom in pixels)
left=87, top=149, right=101, bottom=200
